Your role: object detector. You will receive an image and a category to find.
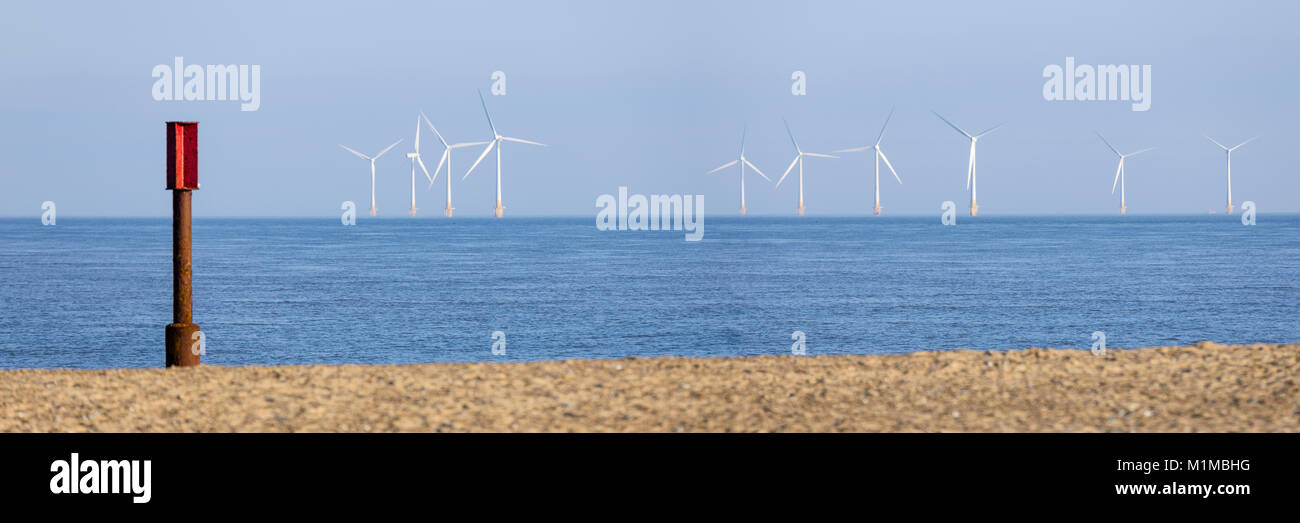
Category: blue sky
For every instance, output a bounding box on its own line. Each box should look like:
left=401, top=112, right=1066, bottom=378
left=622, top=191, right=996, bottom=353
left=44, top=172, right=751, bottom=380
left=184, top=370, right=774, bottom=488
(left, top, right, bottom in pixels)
left=1, top=0, right=1296, bottom=216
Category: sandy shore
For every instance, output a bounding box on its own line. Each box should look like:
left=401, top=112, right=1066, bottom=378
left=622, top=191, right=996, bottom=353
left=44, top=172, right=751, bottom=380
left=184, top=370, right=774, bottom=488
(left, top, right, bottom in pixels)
left=2, top=342, right=1296, bottom=432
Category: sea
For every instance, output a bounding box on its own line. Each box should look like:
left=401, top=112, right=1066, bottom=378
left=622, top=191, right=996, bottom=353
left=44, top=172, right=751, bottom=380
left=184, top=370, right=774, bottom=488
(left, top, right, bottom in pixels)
left=1, top=215, right=1296, bottom=369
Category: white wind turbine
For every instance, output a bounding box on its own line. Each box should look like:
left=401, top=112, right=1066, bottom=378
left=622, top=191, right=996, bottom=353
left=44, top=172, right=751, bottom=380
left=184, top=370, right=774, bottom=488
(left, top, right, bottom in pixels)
left=1096, top=132, right=1153, bottom=216
left=422, top=112, right=488, bottom=217
left=1204, top=134, right=1257, bottom=215
left=340, top=139, right=403, bottom=216
left=834, top=108, right=902, bottom=216
left=708, top=126, right=770, bottom=215
left=405, top=115, right=434, bottom=216
left=774, top=119, right=837, bottom=216
left=934, top=112, right=1002, bottom=217
left=463, top=90, right=546, bottom=217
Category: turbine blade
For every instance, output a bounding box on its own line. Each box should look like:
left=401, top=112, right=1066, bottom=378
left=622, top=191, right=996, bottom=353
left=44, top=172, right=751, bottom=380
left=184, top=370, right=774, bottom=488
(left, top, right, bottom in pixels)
left=933, top=111, right=972, bottom=139
left=416, top=155, right=433, bottom=185
left=450, top=141, right=489, bottom=149
left=1096, top=131, right=1120, bottom=157
left=462, top=140, right=497, bottom=180
left=1203, top=134, right=1229, bottom=150
left=1112, top=160, right=1122, bottom=194
left=775, top=155, right=799, bottom=188
left=874, top=107, right=895, bottom=146
left=833, top=145, right=872, bottom=153
left=783, top=118, right=800, bottom=152
left=803, top=152, right=838, bottom=159
left=708, top=159, right=738, bottom=174
left=743, top=158, right=771, bottom=181
left=477, top=89, right=497, bottom=137
left=421, top=112, right=449, bottom=148
left=431, top=149, right=449, bottom=188
left=339, top=144, right=370, bottom=160
left=1126, top=147, right=1155, bottom=158
left=501, top=136, right=546, bottom=147
left=974, top=123, right=1004, bottom=138
left=373, top=139, right=403, bottom=159
left=739, top=125, right=747, bottom=156
left=1231, top=137, right=1258, bottom=151
left=878, top=149, right=901, bottom=184
left=414, top=115, right=421, bottom=153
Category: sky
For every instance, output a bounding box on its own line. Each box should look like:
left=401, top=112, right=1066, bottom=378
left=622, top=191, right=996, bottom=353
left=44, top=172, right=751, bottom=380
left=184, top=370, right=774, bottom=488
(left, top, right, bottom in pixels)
left=1, top=0, right=1296, bottom=217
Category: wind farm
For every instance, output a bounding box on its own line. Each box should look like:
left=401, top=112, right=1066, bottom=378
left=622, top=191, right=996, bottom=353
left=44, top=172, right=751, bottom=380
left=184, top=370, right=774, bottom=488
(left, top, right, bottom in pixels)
left=775, top=118, right=838, bottom=216
left=708, top=126, right=771, bottom=215
left=1205, top=134, right=1258, bottom=215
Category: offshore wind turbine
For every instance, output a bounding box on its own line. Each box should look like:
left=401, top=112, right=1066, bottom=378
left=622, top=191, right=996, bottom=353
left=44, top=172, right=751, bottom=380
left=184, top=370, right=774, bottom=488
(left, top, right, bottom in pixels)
left=708, top=126, right=770, bottom=215
left=463, top=90, right=546, bottom=218
left=774, top=118, right=837, bottom=216
left=1096, top=132, right=1153, bottom=216
left=1204, top=134, right=1257, bottom=215
left=422, top=112, right=488, bottom=217
left=340, top=139, right=402, bottom=216
left=405, top=115, right=434, bottom=216
left=933, top=112, right=1002, bottom=217
left=834, top=108, right=902, bottom=216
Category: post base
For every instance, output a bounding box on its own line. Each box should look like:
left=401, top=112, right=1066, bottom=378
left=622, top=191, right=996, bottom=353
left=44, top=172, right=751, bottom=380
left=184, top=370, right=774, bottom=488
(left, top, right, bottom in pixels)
left=165, top=323, right=201, bottom=368
left=1226, top=203, right=1234, bottom=215
left=1120, top=204, right=1126, bottom=216
left=409, top=204, right=417, bottom=217
left=797, top=203, right=805, bottom=216
left=739, top=204, right=746, bottom=215
left=494, top=200, right=504, bottom=218
left=873, top=202, right=881, bottom=216
left=445, top=203, right=454, bottom=217
left=369, top=206, right=376, bottom=217
left=970, top=201, right=979, bottom=217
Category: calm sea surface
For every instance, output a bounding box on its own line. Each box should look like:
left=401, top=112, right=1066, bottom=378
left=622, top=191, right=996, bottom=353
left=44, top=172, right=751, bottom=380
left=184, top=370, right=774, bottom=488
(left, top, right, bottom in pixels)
left=1, top=216, right=1296, bottom=369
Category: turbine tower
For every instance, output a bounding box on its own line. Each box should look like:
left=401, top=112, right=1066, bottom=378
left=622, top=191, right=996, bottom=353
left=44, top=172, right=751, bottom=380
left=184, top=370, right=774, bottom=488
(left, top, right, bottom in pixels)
left=934, top=112, right=1002, bottom=217
left=406, top=115, right=434, bottom=216
left=1096, top=132, right=1153, bottom=216
left=340, top=139, right=402, bottom=216
left=422, top=112, right=488, bottom=217
left=463, top=90, right=546, bottom=218
left=708, top=126, right=771, bottom=214
left=775, top=118, right=837, bottom=216
left=1204, top=134, right=1257, bottom=215
left=835, top=108, right=902, bottom=216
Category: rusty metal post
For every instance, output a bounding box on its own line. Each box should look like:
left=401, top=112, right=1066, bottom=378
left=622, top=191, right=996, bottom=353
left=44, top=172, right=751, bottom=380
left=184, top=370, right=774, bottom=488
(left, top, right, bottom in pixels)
left=165, top=122, right=200, bottom=367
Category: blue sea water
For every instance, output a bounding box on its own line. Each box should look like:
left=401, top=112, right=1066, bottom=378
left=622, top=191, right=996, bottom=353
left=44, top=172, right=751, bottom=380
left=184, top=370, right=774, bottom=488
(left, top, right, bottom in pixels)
left=0, top=215, right=1297, bottom=369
